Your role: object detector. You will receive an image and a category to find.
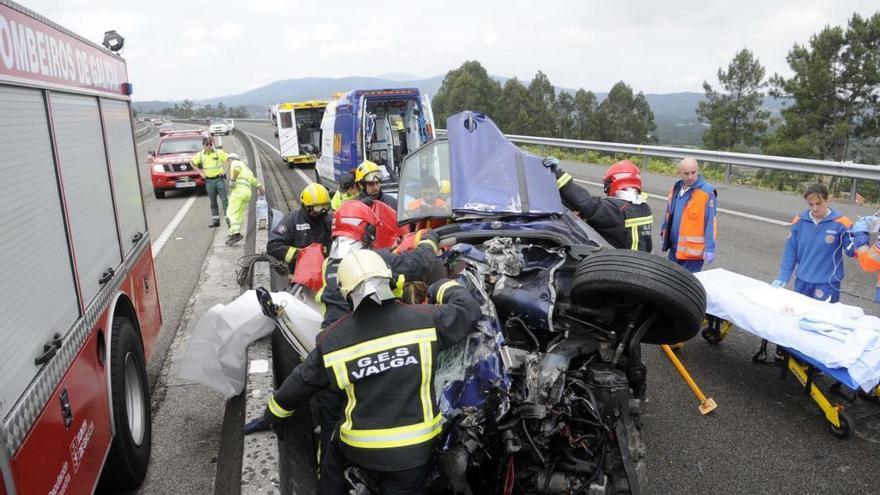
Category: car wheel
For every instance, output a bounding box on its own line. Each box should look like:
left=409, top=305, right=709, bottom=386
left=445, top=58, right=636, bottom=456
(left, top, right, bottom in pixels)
left=97, top=317, right=152, bottom=491
left=570, top=249, right=706, bottom=345
left=153, top=189, right=165, bottom=199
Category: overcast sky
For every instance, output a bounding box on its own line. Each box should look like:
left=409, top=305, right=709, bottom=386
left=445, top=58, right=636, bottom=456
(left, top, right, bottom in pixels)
left=26, top=0, right=879, bottom=101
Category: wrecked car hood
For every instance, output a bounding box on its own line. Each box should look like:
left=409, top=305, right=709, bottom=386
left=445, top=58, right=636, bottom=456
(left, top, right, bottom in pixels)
left=448, top=111, right=564, bottom=217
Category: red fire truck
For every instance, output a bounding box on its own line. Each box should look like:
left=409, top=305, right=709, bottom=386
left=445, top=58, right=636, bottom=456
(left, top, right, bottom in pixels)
left=0, top=2, right=162, bottom=493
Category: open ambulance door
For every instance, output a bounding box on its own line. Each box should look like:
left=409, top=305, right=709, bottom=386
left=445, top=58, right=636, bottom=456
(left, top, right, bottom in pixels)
left=316, top=101, right=337, bottom=189
left=421, top=92, right=436, bottom=140
left=277, top=104, right=300, bottom=164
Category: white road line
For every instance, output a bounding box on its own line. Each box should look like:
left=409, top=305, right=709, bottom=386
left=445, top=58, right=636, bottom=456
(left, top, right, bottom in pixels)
left=151, top=194, right=198, bottom=259
left=574, top=178, right=792, bottom=227
left=247, top=132, right=314, bottom=185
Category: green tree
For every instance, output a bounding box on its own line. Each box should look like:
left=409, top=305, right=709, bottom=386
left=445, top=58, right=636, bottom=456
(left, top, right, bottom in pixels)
left=597, top=81, right=656, bottom=143
left=229, top=105, right=250, bottom=118
left=553, top=91, right=576, bottom=138
left=573, top=89, right=600, bottom=140
left=181, top=99, right=194, bottom=118
left=696, top=48, right=770, bottom=150
left=767, top=12, right=880, bottom=161
left=497, top=78, right=531, bottom=134
left=526, top=71, right=556, bottom=136
left=432, top=61, right=502, bottom=124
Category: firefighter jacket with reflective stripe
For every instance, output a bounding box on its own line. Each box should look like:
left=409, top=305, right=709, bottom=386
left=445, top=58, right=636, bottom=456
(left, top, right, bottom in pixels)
left=267, top=207, right=332, bottom=270
left=191, top=149, right=229, bottom=178
left=776, top=209, right=854, bottom=285
left=855, top=237, right=880, bottom=302
left=229, top=160, right=261, bottom=191
left=558, top=178, right=653, bottom=252
left=269, top=282, right=481, bottom=471
left=661, top=176, right=717, bottom=259
left=318, top=242, right=439, bottom=328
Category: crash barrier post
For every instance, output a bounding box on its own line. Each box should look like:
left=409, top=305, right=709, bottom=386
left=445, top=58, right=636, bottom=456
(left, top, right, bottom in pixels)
left=435, top=129, right=880, bottom=203
left=660, top=344, right=718, bottom=415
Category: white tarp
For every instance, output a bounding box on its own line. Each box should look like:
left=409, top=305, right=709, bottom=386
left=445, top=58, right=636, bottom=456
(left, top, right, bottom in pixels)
left=695, top=269, right=880, bottom=391
left=179, top=290, right=323, bottom=398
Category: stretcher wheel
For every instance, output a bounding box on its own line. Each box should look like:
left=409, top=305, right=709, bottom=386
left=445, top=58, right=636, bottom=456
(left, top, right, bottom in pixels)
left=829, top=409, right=854, bottom=439
left=701, top=326, right=722, bottom=344
left=857, top=386, right=880, bottom=402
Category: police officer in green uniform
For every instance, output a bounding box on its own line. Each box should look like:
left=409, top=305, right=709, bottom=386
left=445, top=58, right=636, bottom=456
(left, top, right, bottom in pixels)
left=244, top=250, right=480, bottom=494
left=191, top=137, right=229, bottom=227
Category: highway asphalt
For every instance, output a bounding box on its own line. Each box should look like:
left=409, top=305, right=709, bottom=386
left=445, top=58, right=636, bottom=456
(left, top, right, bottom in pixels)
left=144, top=120, right=880, bottom=495
left=122, top=125, right=252, bottom=494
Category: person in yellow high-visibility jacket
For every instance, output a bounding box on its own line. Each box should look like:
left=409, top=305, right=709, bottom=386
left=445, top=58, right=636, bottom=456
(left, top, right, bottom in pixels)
left=191, top=137, right=229, bottom=227
left=225, top=153, right=264, bottom=246
left=330, top=171, right=358, bottom=210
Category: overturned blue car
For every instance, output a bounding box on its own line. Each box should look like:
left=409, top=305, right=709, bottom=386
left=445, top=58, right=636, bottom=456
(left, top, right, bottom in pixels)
left=385, top=111, right=706, bottom=494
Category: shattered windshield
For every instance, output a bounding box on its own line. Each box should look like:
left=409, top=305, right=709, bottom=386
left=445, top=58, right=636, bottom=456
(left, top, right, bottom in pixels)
left=397, top=140, right=452, bottom=223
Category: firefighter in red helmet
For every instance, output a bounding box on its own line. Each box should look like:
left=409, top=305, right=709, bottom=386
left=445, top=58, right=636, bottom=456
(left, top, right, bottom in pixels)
left=544, top=157, right=653, bottom=252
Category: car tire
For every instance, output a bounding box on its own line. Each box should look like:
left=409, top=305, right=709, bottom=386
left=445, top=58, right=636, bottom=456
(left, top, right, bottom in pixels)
left=570, top=249, right=706, bottom=345
left=153, top=189, right=165, bottom=199
left=97, top=317, right=152, bottom=491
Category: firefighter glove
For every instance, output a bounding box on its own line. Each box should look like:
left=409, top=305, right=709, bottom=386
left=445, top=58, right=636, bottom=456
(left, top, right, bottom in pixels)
left=542, top=156, right=560, bottom=173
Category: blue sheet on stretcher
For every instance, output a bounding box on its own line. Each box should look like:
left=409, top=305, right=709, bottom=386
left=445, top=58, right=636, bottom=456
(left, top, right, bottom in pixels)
left=694, top=269, right=880, bottom=392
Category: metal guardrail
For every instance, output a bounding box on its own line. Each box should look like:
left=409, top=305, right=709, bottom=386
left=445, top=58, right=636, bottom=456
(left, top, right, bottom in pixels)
left=435, top=129, right=880, bottom=198
left=134, top=124, right=151, bottom=138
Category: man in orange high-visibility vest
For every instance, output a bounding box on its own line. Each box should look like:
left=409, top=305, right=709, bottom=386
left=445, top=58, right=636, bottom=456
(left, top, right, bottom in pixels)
left=661, top=157, right=718, bottom=273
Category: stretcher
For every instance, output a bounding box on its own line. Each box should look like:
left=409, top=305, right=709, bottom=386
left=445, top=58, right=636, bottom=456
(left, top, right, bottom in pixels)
left=694, top=269, right=880, bottom=439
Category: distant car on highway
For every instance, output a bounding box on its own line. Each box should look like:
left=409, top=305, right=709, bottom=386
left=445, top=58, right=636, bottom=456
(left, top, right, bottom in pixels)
left=148, top=129, right=214, bottom=198
left=225, top=118, right=235, bottom=132
left=158, top=122, right=175, bottom=136
left=209, top=118, right=229, bottom=135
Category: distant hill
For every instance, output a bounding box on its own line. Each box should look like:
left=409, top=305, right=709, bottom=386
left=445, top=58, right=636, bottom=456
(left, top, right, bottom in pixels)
left=134, top=76, right=785, bottom=146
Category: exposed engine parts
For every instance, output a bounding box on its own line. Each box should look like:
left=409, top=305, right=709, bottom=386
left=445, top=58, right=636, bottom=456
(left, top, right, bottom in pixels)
left=435, top=238, right=650, bottom=494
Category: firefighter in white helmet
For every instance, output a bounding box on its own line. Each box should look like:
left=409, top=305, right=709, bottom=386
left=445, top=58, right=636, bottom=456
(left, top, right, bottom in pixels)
left=244, top=250, right=480, bottom=493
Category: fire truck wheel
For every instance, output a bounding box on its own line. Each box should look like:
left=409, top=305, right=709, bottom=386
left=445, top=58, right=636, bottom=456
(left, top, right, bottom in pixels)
left=98, top=317, right=152, bottom=490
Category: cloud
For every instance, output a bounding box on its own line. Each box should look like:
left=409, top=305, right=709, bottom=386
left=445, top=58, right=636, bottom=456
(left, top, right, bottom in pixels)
left=24, top=0, right=880, bottom=100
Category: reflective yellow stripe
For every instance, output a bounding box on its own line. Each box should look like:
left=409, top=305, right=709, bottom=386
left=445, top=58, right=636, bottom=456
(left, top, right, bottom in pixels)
left=624, top=215, right=652, bottom=251
left=556, top=172, right=572, bottom=189
left=418, top=238, right=439, bottom=254
left=392, top=274, right=405, bottom=298
left=322, top=328, right=437, bottom=367
left=340, top=414, right=442, bottom=449
left=679, top=235, right=705, bottom=243
left=678, top=247, right=704, bottom=256
left=624, top=216, right=653, bottom=227
left=419, top=341, right=433, bottom=422
left=435, top=280, right=459, bottom=304
left=315, top=258, right=330, bottom=308
left=284, top=247, right=298, bottom=264
left=267, top=395, right=294, bottom=419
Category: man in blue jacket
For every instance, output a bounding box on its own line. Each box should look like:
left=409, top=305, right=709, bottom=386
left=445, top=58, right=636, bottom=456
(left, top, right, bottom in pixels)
left=660, top=158, right=718, bottom=273
left=771, top=183, right=855, bottom=302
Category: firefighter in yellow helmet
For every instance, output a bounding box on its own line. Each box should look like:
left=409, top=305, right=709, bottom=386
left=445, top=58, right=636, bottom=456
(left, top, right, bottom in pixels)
left=355, top=160, right=397, bottom=209
left=243, top=250, right=480, bottom=493
left=439, top=178, right=451, bottom=202
left=266, top=183, right=333, bottom=272
left=224, top=153, right=264, bottom=245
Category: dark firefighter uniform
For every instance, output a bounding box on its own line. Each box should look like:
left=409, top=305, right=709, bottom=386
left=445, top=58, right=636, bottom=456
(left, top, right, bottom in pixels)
left=317, top=235, right=440, bottom=328
left=556, top=171, right=653, bottom=252
left=266, top=207, right=332, bottom=271
left=268, top=279, right=481, bottom=490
